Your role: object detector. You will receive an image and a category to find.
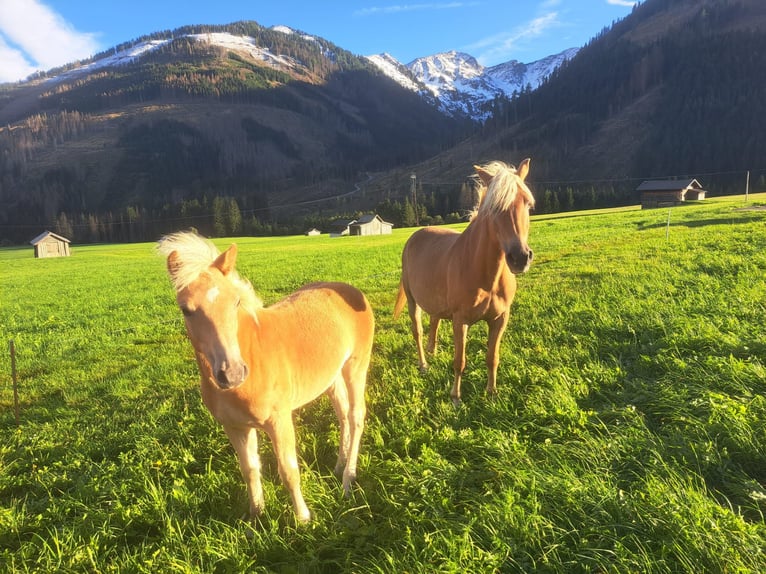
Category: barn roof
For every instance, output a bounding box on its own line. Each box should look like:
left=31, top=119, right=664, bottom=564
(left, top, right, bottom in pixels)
left=353, top=213, right=392, bottom=225
left=29, top=230, right=71, bottom=245
left=636, top=179, right=703, bottom=192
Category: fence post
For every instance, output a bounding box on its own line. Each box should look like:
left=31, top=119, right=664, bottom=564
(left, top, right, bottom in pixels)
left=10, top=340, right=19, bottom=426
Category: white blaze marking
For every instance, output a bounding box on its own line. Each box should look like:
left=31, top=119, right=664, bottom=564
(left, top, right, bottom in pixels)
left=206, top=286, right=220, bottom=303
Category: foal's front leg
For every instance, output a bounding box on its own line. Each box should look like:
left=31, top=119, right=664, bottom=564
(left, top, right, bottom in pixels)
left=224, top=425, right=264, bottom=518
left=265, top=412, right=311, bottom=523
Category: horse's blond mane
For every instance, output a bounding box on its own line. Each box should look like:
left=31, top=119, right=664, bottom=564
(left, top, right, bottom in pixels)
left=476, top=161, right=535, bottom=217
left=157, top=231, right=263, bottom=312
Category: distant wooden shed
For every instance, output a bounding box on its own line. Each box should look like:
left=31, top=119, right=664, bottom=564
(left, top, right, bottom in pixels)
left=30, top=231, right=71, bottom=258
left=349, top=214, right=393, bottom=236
left=330, top=219, right=356, bottom=237
left=305, top=227, right=322, bottom=236
left=638, top=179, right=706, bottom=209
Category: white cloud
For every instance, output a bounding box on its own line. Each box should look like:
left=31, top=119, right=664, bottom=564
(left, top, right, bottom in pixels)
left=354, top=3, right=477, bottom=16
left=0, top=36, right=37, bottom=82
left=607, top=0, right=637, bottom=6
left=467, top=11, right=560, bottom=65
left=0, top=0, right=99, bottom=82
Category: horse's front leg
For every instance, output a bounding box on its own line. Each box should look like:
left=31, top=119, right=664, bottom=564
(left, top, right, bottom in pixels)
left=224, top=425, right=264, bottom=519
left=486, top=312, right=509, bottom=397
left=264, top=412, right=311, bottom=523
left=450, top=322, right=469, bottom=406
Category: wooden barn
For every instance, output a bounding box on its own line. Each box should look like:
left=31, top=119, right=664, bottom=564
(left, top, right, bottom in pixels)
left=305, top=227, right=321, bottom=236
left=349, top=214, right=393, bottom=236
left=637, top=179, right=707, bottom=209
left=330, top=219, right=356, bottom=237
left=30, top=231, right=71, bottom=258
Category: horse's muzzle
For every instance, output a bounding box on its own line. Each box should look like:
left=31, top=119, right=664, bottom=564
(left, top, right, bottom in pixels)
left=506, top=248, right=533, bottom=274
left=216, top=361, right=249, bottom=389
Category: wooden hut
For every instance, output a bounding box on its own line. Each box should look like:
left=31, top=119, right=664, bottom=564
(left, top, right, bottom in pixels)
left=349, top=214, right=393, bottom=236
left=305, top=227, right=322, bottom=236
left=30, top=231, right=71, bottom=258
left=637, top=179, right=706, bottom=209
left=330, top=219, right=356, bottom=237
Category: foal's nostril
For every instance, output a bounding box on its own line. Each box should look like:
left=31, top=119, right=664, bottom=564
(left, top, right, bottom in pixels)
left=528, top=248, right=534, bottom=262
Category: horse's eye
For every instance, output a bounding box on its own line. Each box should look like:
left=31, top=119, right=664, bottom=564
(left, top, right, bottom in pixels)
left=181, top=306, right=193, bottom=316
left=235, top=297, right=241, bottom=308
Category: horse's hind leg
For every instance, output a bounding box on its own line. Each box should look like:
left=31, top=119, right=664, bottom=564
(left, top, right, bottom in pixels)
left=224, top=426, right=264, bottom=519
left=326, top=377, right=350, bottom=477
left=407, top=299, right=428, bottom=372
left=427, top=317, right=441, bottom=355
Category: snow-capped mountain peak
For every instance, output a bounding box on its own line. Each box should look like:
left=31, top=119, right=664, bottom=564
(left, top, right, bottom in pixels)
left=367, top=47, right=579, bottom=120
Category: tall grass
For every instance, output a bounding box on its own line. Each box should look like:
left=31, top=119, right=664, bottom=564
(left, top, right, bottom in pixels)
left=1, top=195, right=765, bottom=572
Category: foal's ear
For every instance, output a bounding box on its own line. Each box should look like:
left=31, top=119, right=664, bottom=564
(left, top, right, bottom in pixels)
left=212, top=244, right=238, bottom=275
left=167, top=250, right=182, bottom=282
left=517, top=158, right=531, bottom=182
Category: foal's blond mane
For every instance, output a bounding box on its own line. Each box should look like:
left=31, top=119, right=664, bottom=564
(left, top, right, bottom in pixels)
left=476, top=161, right=535, bottom=217
left=157, top=231, right=263, bottom=313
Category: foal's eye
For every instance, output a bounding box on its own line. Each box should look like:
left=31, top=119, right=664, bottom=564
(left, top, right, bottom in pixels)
left=181, top=306, right=193, bottom=317
left=235, top=297, right=241, bottom=308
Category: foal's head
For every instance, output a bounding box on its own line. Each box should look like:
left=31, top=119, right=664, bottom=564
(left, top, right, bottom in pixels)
left=158, top=232, right=261, bottom=390
left=474, top=159, right=535, bottom=274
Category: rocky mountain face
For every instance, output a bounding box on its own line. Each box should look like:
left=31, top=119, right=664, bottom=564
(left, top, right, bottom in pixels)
left=367, top=48, right=579, bottom=120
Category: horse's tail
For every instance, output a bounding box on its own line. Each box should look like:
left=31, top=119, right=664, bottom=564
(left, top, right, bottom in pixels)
left=393, top=279, right=407, bottom=319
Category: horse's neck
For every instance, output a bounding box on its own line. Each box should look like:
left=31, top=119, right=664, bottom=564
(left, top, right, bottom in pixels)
left=458, top=216, right=508, bottom=288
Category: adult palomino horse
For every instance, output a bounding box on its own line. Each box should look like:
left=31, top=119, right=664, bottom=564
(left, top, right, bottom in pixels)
left=158, top=231, right=374, bottom=523
left=394, top=159, right=535, bottom=405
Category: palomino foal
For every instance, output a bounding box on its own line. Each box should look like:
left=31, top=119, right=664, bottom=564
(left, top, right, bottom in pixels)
left=394, top=160, right=535, bottom=405
left=159, top=232, right=374, bottom=523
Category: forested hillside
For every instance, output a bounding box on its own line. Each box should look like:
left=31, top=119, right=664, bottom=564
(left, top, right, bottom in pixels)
left=477, top=0, right=766, bottom=206
left=0, top=22, right=468, bottom=244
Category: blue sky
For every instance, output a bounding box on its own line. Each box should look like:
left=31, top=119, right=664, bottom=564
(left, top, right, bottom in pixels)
left=0, top=0, right=638, bottom=83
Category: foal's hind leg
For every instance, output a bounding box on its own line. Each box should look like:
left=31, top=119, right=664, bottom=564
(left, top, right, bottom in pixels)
left=407, top=299, right=428, bottom=372
left=340, top=358, right=368, bottom=494
left=326, top=377, right=350, bottom=477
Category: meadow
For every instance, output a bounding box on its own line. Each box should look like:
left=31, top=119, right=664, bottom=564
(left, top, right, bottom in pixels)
left=1, top=194, right=765, bottom=573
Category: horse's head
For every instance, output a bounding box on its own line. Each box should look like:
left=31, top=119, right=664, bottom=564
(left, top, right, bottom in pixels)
left=475, top=159, right=535, bottom=274
left=164, top=239, right=250, bottom=390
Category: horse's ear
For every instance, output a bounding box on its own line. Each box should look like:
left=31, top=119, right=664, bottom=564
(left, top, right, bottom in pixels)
left=517, top=158, right=531, bottom=182
left=167, top=250, right=183, bottom=282
left=212, top=244, right=238, bottom=275
left=474, top=165, right=493, bottom=187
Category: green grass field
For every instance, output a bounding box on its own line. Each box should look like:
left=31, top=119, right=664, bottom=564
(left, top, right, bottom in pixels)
left=1, top=195, right=765, bottom=573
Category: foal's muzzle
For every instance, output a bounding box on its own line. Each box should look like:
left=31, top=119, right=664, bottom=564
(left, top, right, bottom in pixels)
left=215, top=361, right=249, bottom=389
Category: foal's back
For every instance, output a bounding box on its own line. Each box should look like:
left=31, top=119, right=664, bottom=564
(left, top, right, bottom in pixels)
left=248, top=281, right=375, bottom=407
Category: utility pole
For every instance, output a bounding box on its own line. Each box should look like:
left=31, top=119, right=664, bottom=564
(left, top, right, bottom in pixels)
left=410, top=173, right=419, bottom=226
left=745, top=170, right=750, bottom=202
